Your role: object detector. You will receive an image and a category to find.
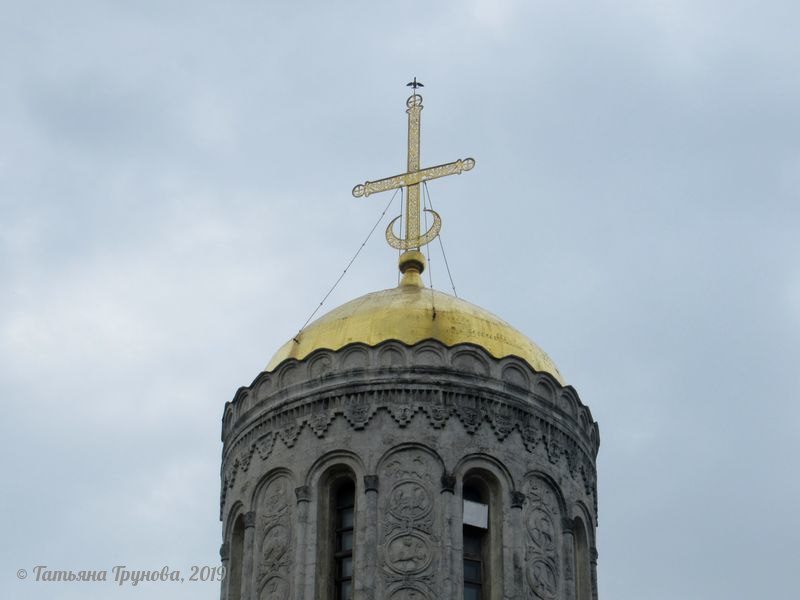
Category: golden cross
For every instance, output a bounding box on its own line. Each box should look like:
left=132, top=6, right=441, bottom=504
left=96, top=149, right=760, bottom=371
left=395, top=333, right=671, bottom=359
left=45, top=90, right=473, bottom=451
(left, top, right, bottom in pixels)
left=352, top=84, right=475, bottom=251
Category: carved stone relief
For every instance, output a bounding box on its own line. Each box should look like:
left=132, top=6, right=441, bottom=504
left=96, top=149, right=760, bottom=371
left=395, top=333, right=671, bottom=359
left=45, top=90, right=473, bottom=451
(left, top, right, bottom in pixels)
left=527, top=559, right=558, bottom=600
left=344, top=396, right=374, bottom=430
left=238, top=444, right=255, bottom=472
left=256, top=474, right=294, bottom=599
left=524, top=476, right=562, bottom=600
left=389, top=401, right=417, bottom=427
left=388, top=481, right=433, bottom=522
left=456, top=401, right=482, bottom=434
left=255, top=432, right=276, bottom=461
left=223, top=384, right=597, bottom=528
left=222, top=380, right=598, bottom=534
left=526, top=509, right=556, bottom=553
left=491, top=404, right=514, bottom=440
left=309, top=411, right=332, bottom=438
left=259, top=576, right=289, bottom=600
left=521, top=418, right=541, bottom=451
left=379, top=450, right=441, bottom=598
left=279, top=422, right=301, bottom=448
left=424, top=400, right=450, bottom=429
left=390, top=586, right=431, bottom=600
left=224, top=343, right=597, bottom=487
left=386, top=533, right=432, bottom=574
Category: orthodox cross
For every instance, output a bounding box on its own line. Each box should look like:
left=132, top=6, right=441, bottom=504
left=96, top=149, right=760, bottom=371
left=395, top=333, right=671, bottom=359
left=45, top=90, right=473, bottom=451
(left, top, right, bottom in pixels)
left=352, top=80, right=475, bottom=251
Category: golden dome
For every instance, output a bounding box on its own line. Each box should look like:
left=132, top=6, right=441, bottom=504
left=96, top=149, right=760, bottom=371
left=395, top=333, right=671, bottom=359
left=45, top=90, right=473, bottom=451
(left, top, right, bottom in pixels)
left=266, top=255, right=564, bottom=383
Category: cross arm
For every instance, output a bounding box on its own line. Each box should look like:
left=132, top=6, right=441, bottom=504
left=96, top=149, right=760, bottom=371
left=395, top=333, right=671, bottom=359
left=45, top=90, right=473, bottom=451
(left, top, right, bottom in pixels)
left=352, top=157, right=475, bottom=198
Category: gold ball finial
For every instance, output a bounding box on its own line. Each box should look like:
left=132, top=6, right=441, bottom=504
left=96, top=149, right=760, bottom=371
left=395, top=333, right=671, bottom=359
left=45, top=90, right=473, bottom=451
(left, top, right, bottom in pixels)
left=398, top=250, right=426, bottom=287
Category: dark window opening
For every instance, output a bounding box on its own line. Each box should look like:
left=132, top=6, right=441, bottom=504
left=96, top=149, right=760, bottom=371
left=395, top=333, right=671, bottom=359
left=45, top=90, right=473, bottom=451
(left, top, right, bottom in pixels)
left=463, top=481, right=488, bottom=600
left=334, top=481, right=355, bottom=600
left=229, top=514, right=245, bottom=600
left=463, top=525, right=484, bottom=600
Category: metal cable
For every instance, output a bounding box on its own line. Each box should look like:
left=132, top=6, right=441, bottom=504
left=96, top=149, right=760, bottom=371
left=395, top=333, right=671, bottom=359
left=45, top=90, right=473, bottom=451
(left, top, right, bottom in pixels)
left=423, top=181, right=458, bottom=297
left=397, top=187, right=403, bottom=286
left=421, top=188, right=436, bottom=318
left=293, top=189, right=400, bottom=342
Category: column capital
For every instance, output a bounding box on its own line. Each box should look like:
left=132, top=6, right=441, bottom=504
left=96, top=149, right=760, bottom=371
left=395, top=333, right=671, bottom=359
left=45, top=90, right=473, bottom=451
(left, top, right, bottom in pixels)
left=364, top=475, right=379, bottom=493
left=510, top=490, right=525, bottom=509
left=295, top=485, right=311, bottom=503
left=244, top=511, right=256, bottom=528
left=441, top=473, right=456, bottom=494
left=561, top=517, right=574, bottom=533
left=219, top=542, right=230, bottom=561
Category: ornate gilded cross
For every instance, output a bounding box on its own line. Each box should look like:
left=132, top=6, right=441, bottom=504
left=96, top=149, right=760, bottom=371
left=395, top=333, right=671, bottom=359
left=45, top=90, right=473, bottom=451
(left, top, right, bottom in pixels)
left=352, top=81, right=475, bottom=251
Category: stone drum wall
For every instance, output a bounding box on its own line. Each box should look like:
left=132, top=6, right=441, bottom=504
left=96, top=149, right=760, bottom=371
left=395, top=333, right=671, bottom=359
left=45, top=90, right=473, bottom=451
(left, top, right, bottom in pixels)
left=219, top=339, right=600, bottom=600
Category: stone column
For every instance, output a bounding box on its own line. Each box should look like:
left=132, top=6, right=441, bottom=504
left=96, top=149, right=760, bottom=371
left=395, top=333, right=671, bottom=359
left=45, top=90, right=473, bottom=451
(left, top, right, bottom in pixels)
left=590, top=547, right=599, bottom=600
left=509, top=490, right=526, bottom=597
left=441, top=473, right=458, bottom=594
left=294, top=486, right=311, bottom=600
left=561, top=518, right=575, bottom=600
left=361, top=475, right=379, bottom=599
left=220, top=542, right=230, bottom=600
left=243, top=511, right=256, bottom=600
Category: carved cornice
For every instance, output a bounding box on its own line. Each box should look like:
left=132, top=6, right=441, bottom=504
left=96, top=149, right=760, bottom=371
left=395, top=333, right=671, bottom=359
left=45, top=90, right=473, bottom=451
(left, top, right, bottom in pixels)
left=224, top=340, right=598, bottom=441
left=219, top=340, right=600, bottom=517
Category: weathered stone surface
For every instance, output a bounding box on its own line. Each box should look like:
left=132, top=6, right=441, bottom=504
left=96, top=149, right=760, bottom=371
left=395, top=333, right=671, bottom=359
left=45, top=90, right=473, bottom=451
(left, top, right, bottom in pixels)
left=220, top=339, right=599, bottom=599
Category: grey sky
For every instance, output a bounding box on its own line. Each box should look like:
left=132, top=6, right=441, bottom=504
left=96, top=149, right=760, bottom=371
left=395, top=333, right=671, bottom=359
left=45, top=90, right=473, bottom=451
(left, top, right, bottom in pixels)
left=2, top=1, right=798, bottom=598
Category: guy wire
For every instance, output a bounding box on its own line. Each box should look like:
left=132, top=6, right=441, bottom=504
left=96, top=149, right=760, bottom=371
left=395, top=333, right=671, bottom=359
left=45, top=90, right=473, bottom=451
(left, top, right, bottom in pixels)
left=421, top=186, right=436, bottom=318
left=423, top=181, right=458, bottom=298
left=397, top=187, right=404, bottom=286
left=293, top=188, right=400, bottom=342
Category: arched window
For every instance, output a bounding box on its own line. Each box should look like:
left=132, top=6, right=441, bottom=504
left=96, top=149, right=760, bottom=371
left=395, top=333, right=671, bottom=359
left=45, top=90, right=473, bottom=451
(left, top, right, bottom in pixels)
left=461, top=470, right=504, bottom=600
left=573, top=517, right=591, bottom=600
left=334, top=481, right=355, bottom=600
left=316, top=469, right=357, bottom=600
left=462, top=481, right=488, bottom=600
left=228, top=513, right=245, bottom=600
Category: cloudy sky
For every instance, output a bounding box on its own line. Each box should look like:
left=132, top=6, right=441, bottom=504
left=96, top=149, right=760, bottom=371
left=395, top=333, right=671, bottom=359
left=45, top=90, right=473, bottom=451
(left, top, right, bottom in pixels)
left=2, top=1, right=798, bottom=598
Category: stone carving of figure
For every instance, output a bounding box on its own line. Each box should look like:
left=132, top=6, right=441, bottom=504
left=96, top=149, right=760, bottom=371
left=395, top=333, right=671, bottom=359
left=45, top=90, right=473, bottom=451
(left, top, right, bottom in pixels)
left=264, top=478, right=288, bottom=514
left=527, top=509, right=555, bottom=551
left=389, top=535, right=428, bottom=573
left=390, top=482, right=430, bottom=521
left=262, top=524, right=290, bottom=564
left=391, top=588, right=426, bottom=600
left=529, top=559, right=557, bottom=599
left=259, top=576, right=288, bottom=600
